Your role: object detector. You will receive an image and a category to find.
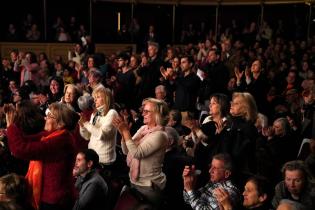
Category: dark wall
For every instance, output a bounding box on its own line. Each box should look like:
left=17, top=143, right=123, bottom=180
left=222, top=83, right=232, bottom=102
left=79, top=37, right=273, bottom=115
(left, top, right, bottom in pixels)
left=0, top=1, right=312, bottom=43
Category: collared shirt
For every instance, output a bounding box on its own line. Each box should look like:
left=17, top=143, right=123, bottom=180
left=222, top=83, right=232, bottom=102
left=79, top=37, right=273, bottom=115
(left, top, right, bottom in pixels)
left=183, top=180, right=240, bottom=210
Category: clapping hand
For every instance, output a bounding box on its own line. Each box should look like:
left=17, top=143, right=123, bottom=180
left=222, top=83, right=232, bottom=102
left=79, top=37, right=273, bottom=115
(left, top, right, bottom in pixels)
left=183, top=165, right=197, bottom=191
left=234, top=66, right=244, bottom=83
left=213, top=188, right=232, bottom=210
left=4, top=104, right=16, bottom=128
left=112, top=116, right=131, bottom=141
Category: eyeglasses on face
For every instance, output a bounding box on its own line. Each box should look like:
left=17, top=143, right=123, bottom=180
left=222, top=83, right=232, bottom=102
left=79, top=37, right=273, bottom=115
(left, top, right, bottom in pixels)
left=45, top=109, right=56, bottom=119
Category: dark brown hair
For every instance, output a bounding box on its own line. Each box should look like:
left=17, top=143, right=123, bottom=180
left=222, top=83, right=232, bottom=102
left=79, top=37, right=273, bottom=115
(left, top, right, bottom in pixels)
left=15, top=100, right=45, bottom=134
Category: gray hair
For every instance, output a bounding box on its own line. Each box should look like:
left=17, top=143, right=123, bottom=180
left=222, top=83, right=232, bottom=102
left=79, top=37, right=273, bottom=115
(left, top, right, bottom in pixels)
left=155, top=85, right=166, bottom=93
left=256, top=113, right=268, bottom=129
left=213, top=153, right=233, bottom=172
left=77, top=94, right=94, bottom=111
left=89, top=68, right=102, bottom=83
left=165, top=126, right=179, bottom=147
left=273, top=117, right=290, bottom=136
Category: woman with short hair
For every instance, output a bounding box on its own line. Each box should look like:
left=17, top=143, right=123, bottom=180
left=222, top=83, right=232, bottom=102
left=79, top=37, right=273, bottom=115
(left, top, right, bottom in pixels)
left=5, top=102, right=80, bottom=210
left=113, top=98, right=169, bottom=207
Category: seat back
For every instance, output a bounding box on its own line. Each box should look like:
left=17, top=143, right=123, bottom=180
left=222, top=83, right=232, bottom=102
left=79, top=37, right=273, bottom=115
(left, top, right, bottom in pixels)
left=113, top=185, right=153, bottom=210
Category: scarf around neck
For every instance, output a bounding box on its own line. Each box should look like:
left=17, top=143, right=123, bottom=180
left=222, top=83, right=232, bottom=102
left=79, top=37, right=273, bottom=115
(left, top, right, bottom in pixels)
left=25, top=129, right=66, bottom=210
left=127, top=125, right=163, bottom=182
left=92, top=106, right=104, bottom=125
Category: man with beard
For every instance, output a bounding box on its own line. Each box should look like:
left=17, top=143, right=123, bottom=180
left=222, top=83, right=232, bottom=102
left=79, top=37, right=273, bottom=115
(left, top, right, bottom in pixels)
left=72, top=149, right=108, bottom=210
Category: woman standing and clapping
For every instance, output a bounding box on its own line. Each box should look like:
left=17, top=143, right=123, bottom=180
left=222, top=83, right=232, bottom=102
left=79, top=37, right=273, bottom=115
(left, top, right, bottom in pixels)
left=5, top=102, right=79, bottom=210
left=112, top=98, right=169, bottom=208
left=79, top=86, right=118, bottom=168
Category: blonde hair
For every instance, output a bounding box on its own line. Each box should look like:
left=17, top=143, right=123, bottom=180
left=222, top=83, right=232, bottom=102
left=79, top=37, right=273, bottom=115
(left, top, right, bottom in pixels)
left=232, top=92, right=258, bottom=123
left=63, top=84, right=80, bottom=96
left=92, top=86, right=114, bottom=116
left=143, top=98, right=169, bottom=126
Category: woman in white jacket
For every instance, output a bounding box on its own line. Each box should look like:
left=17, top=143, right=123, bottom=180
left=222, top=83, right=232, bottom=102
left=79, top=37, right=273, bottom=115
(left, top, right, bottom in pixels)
left=79, top=86, right=118, bottom=167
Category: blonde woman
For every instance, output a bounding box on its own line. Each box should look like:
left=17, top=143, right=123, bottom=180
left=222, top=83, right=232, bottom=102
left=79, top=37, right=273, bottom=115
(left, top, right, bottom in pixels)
left=229, top=92, right=259, bottom=184
left=112, top=98, right=169, bottom=207
left=79, top=86, right=118, bottom=167
left=230, top=92, right=258, bottom=123
left=61, top=84, right=81, bottom=112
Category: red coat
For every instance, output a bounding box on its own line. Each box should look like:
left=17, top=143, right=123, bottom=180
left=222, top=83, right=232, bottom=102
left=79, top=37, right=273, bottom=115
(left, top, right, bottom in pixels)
left=7, top=124, right=76, bottom=208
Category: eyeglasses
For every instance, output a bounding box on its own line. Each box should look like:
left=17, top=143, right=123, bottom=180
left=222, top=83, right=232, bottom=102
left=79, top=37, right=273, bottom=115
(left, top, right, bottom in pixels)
left=46, top=112, right=56, bottom=119
left=45, top=109, right=56, bottom=120
left=142, top=109, right=153, bottom=115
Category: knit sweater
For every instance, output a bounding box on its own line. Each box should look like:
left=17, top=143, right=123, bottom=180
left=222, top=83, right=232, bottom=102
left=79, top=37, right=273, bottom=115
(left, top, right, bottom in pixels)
left=122, top=128, right=168, bottom=189
left=7, top=124, right=76, bottom=207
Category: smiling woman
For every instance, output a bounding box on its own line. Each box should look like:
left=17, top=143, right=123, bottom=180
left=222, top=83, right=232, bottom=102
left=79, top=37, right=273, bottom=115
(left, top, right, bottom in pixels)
left=112, top=98, right=169, bottom=208
left=5, top=102, right=80, bottom=210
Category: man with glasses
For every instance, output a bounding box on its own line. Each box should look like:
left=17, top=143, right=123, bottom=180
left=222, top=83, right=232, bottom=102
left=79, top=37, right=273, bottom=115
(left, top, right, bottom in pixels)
left=182, top=153, right=240, bottom=210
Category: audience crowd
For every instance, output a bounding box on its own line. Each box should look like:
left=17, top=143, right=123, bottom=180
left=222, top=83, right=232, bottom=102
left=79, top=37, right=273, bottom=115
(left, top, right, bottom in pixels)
left=0, top=11, right=315, bottom=210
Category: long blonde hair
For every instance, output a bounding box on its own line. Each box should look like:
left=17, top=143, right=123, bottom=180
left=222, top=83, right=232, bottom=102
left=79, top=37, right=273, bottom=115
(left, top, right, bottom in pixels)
left=232, top=92, right=258, bottom=123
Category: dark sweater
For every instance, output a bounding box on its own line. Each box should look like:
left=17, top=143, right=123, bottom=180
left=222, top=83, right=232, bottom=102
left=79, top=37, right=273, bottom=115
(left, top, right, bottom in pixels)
left=73, top=170, right=108, bottom=210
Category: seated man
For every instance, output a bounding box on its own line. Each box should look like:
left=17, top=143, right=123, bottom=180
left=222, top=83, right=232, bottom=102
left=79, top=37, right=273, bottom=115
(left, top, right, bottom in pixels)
left=272, top=160, right=315, bottom=210
left=73, top=149, right=108, bottom=210
left=182, top=153, right=240, bottom=210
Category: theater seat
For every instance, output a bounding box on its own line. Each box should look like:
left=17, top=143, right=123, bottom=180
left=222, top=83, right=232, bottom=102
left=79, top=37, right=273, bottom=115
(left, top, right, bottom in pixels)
left=113, top=185, right=153, bottom=210
left=297, top=138, right=311, bottom=160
